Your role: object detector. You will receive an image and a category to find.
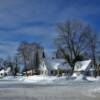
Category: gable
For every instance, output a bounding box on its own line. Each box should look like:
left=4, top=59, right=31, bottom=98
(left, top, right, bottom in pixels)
left=74, top=60, right=91, bottom=71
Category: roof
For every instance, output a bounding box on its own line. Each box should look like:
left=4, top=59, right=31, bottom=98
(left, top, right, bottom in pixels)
left=22, top=58, right=72, bottom=72
left=74, top=60, right=91, bottom=71
left=43, top=58, right=72, bottom=70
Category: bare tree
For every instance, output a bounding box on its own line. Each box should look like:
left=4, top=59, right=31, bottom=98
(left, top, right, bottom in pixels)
left=0, top=58, right=4, bottom=68
left=17, top=41, right=30, bottom=76
left=54, top=20, right=98, bottom=71
left=87, top=32, right=100, bottom=76
left=3, top=56, right=14, bottom=75
left=13, top=55, right=20, bottom=77
left=28, top=42, right=40, bottom=75
left=17, top=41, right=44, bottom=76
left=29, top=43, right=44, bottom=75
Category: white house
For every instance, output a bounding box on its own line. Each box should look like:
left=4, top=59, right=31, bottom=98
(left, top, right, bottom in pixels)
left=72, top=60, right=92, bottom=77
left=0, top=69, right=5, bottom=77
left=39, top=58, right=72, bottom=76
left=0, top=67, right=11, bottom=77
left=22, top=57, right=72, bottom=76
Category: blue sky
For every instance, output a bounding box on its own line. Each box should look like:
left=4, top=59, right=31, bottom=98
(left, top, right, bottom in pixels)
left=0, top=0, right=100, bottom=58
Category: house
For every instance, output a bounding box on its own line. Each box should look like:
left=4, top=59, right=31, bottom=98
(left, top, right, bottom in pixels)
left=96, top=64, right=100, bottom=76
left=72, top=60, right=94, bottom=77
left=0, top=67, right=11, bottom=77
left=22, top=58, right=72, bottom=76
left=39, top=58, right=72, bottom=76
left=0, top=69, right=5, bottom=77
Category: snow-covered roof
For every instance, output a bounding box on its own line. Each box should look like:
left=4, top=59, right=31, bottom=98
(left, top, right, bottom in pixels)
left=44, top=58, right=72, bottom=70
left=74, top=60, right=91, bottom=71
left=23, top=58, right=72, bottom=72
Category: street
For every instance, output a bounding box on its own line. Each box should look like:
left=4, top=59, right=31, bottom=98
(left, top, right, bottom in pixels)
left=0, top=82, right=100, bottom=100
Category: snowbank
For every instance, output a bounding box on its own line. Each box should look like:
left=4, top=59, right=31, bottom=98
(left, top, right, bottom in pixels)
left=23, top=75, right=67, bottom=84
left=1, top=75, right=67, bottom=84
left=74, top=75, right=100, bottom=82
left=86, top=76, right=100, bottom=82
left=74, top=74, right=86, bottom=81
left=23, top=75, right=57, bottom=83
left=1, top=75, right=100, bottom=85
left=71, top=73, right=78, bottom=78
left=1, top=76, right=25, bottom=81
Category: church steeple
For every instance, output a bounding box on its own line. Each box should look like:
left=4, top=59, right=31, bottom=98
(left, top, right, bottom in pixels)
left=42, top=51, right=45, bottom=58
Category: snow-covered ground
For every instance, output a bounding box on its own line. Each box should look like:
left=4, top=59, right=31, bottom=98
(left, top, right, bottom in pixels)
left=0, top=74, right=100, bottom=85
left=0, top=75, right=100, bottom=99
left=0, top=75, right=67, bottom=84
left=0, top=75, right=100, bottom=89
